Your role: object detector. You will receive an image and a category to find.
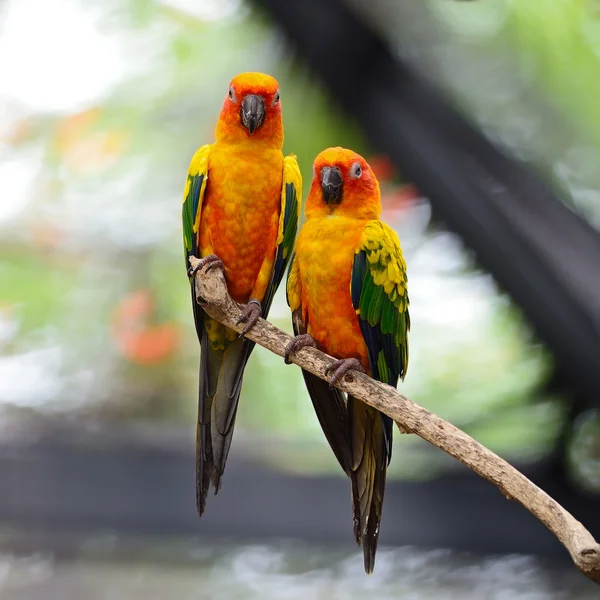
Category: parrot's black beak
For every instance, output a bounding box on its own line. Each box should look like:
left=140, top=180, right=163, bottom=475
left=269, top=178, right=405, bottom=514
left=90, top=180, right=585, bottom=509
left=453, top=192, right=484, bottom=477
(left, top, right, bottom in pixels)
left=321, top=167, right=343, bottom=205
left=241, top=94, right=266, bottom=135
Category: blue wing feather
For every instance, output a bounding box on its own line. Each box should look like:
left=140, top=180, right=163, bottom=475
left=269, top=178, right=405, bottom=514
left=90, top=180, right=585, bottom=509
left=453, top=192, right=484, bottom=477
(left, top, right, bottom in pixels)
left=351, top=251, right=366, bottom=308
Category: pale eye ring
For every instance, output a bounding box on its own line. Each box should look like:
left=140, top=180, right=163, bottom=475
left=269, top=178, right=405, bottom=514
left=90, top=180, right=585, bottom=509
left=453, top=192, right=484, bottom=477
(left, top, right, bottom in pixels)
left=273, top=90, right=280, bottom=105
left=228, top=86, right=236, bottom=102
left=350, top=162, right=363, bottom=178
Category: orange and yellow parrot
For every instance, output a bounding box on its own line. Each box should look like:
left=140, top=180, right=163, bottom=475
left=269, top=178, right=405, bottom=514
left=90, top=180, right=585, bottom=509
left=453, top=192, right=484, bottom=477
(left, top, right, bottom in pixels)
left=285, top=147, right=409, bottom=573
left=182, top=73, right=301, bottom=516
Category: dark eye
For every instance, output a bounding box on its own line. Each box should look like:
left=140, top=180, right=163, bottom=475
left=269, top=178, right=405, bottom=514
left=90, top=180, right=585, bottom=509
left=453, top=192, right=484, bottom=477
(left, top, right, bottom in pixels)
left=228, top=86, right=235, bottom=102
left=273, top=90, right=280, bottom=104
left=350, top=162, right=362, bottom=178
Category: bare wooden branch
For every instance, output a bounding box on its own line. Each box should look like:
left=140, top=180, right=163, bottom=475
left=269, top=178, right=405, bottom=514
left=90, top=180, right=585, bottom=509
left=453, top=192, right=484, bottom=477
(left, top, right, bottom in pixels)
left=190, top=256, right=600, bottom=585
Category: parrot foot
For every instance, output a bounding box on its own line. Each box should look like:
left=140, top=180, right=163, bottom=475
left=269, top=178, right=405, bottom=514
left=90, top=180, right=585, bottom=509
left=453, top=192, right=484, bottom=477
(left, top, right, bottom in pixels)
left=187, top=254, right=224, bottom=278
left=236, top=299, right=262, bottom=337
left=284, top=334, right=317, bottom=365
left=325, top=358, right=366, bottom=390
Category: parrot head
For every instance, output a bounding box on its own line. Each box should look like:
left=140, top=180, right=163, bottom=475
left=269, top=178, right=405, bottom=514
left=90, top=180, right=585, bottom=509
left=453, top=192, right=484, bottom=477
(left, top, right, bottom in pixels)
left=306, top=147, right=382, bottom=220
left=215, top=72, right=283, bottom=147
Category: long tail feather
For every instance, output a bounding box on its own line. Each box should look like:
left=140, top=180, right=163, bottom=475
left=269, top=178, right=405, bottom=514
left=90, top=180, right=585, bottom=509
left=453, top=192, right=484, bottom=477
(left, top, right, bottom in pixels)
left=301, top=370, right=350, bottom=475
left=196, top=332, right=222, bottom=516
left=291, top=313, right=351, bottom=476
left=190, top=287, right=214, bottom=516
left=210, top=336, right=254, bottom=493
left=348, top=395, right=389, bottom=574
left=191, top=281, right=255, bottom=515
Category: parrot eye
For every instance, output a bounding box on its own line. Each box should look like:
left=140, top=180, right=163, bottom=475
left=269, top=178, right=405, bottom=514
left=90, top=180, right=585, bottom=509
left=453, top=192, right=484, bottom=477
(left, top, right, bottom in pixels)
left=273, top=90, right=280, bottom=105
left=228, top=86, right=236, bottom=102
left=350, top=162, right=363, bottom=179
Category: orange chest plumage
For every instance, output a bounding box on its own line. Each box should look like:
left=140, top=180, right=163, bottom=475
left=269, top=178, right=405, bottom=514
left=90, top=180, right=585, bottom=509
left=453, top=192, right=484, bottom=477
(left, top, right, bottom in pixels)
left=199, top=143, right=283, bottom=303
left=295, top=216, right=370, bottom=370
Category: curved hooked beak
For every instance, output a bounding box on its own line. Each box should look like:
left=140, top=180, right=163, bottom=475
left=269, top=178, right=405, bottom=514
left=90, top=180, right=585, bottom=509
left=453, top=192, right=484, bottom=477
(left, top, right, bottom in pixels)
left=240, top=94, right=266, bottom=135
left=321, top=166, right=343, bottom=205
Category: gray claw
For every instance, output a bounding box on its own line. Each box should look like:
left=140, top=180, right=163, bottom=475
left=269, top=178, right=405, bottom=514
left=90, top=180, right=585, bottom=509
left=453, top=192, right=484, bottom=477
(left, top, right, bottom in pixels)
left=325, top=358, right=366, bottom=389
left=188, top=254, right=224, bottom=278
left=284, top=334, right=317, bottom=365
left=237, top=299, right=262, bottom=337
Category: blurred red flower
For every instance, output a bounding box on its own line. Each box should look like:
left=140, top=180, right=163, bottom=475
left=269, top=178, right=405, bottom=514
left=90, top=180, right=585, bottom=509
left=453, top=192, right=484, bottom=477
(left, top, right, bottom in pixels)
left=111, top=289, right=179, bottom=365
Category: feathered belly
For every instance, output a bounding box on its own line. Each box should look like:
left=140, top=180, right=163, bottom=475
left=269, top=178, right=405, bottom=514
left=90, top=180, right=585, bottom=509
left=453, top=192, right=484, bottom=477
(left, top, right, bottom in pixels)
left=200, top=148, right=283, bottom=303
left=297, top=219, right=369, bottom=369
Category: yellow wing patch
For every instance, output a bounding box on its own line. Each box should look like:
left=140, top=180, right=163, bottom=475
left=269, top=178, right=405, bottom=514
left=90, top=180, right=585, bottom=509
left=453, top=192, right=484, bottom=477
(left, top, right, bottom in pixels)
left=286, top=255, right=302, bottom=313
left=185, top=144, right=211, bottom=234
left=182, top=143, right=211, bottom=274
left=352, top=219, right=410, bottom=384
left=358, top=221, right=408, bottom=310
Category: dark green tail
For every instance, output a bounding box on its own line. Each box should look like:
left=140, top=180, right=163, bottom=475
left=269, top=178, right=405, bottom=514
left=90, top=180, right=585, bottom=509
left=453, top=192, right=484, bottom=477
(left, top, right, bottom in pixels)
left=191, top=286, right=254, bottom=516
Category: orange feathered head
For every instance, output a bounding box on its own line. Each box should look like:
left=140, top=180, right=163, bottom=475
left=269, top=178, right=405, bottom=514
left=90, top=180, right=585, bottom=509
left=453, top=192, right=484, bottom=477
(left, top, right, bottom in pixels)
left=305, top=147, right=381, bottom=220
left=215, top=72, right=283, bottom=147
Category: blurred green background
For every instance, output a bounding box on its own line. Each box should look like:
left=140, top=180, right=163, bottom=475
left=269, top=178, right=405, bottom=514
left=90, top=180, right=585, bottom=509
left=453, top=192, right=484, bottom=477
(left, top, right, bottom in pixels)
left=2, top=0, right=600, bottom=598
left=4, top=0, right=599, bottom=483
left=0, top=0, right=584, bottom=476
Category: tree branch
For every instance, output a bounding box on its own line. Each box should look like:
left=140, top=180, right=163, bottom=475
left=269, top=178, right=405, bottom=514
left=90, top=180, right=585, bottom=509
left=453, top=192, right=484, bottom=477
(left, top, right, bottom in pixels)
left=190, top=256, right=600, bottom=585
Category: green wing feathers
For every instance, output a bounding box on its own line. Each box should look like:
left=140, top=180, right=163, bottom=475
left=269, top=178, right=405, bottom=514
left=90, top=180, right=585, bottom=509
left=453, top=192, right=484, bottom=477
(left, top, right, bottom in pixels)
left=349, top=220, right=410, bottom=573
left=182, top=144, right=211, bottom=276
left=261, top=154, right=302, bottom=316
left=351, top=220, right=410, bottom=387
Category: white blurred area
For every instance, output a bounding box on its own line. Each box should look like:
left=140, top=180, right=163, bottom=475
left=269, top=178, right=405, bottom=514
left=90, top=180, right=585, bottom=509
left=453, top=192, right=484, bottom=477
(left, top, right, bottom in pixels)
left=0, top=0, right=127, bottom=114
left=0, top=0, right=243, bottom=113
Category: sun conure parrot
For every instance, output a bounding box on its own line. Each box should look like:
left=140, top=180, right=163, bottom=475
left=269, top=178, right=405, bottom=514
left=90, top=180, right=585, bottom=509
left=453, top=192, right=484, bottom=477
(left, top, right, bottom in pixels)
left=285, top=147, right=409, bottom=574
left=182, top=72, right=302, bottom=516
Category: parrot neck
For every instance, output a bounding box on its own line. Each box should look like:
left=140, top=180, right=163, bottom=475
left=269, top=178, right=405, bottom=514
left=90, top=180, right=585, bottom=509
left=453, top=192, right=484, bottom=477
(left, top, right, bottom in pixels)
left=215, top=137, right=282, bottom=150
left=305, top=200, right=381, bottom=221
left=215, top=121, right=283, bottom=148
